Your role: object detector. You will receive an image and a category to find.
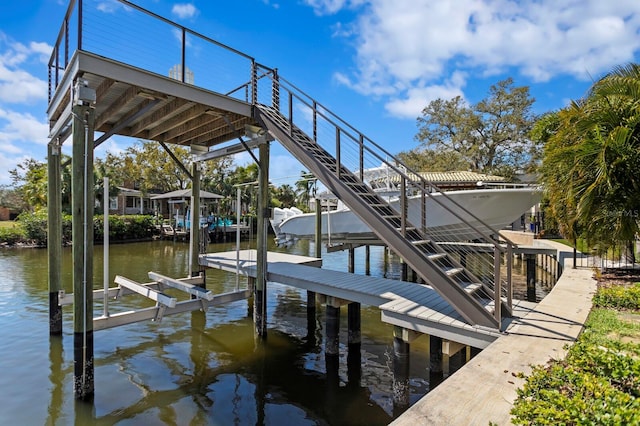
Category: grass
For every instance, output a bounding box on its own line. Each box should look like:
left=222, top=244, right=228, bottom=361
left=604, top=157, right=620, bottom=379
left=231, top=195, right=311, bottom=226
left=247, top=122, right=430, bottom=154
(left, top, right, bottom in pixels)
left=551, top=237, right=590, bottom=253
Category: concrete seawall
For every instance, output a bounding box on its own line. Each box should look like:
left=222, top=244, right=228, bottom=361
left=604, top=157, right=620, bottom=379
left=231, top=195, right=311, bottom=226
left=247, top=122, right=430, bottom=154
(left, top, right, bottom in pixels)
left=392, top=241, right=597, bottom=425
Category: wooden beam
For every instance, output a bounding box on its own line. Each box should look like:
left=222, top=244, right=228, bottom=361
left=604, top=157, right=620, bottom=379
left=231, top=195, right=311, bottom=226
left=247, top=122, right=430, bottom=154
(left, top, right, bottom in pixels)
left=94, top=77, right=116, bottom=103
left=95, top=85, right=140, bottom=129
left=146, top=104, right=208, bottom=140
left=128, top=97, right=188, bottom=136
left=156, top=109, right=218, bottom=141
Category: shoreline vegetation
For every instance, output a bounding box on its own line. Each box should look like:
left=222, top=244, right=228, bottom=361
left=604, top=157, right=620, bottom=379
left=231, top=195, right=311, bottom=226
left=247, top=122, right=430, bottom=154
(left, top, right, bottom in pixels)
left=511, top=273, right=640, bottom=424
left=0, top=212, right=161, bottom=248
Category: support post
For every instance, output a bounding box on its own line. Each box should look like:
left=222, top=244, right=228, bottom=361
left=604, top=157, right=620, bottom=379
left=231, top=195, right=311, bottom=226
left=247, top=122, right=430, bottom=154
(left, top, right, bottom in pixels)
left=392, top=327, right=410, bottom=415
left=348, top=246, right=355, bottom=273
left=189, top=162, right=201, bottom=279
left=347, top=302, right=361, bottom=346
left=365, top=245, right=370, bottom=275
left=325, top=299, right=340, bottom=356
left=429, top=335, right=443, bottom=374
left=254, top=142, right=269, bottom=337
left=48, top=140, right=62, bottom=335
left=72, top=97, right=95, bottom=400
left=307, top=197, right=320, bottom=318
left=526, top=254, right=536, bottom=302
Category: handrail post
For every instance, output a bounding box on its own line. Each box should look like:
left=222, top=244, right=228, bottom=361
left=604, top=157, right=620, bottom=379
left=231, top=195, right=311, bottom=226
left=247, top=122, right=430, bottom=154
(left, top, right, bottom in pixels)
left=77, top=0, right=83, bottom=51
left=288, top=92, right=293, bottom=136
left=421, top=183, right=427, bottom=232
left=272, top=68, right=280, bottom=111
left=335, top=127, right=341, bottom=179
left=251, top=59, right=257, bottom=105
left=312, top=101, right=317, bottom=142
left=181, top=28, right=186, bottom=83
left=400, top=177, right=407, bottom=237
left=494, top=245, right=501, bottom=326
left=507, top=242, right=513, bottom=311
left=359, top=134, right=364, bottom=181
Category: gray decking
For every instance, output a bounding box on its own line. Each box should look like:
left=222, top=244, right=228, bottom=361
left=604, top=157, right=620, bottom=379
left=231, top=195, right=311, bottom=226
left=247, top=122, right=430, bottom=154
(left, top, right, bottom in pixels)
left=200, top=250, right=531, bottom=348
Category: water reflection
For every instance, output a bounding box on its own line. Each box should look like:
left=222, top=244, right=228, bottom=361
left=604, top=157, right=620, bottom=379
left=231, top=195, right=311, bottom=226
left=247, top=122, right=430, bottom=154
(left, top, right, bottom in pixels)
left=0, top=238, right=557, bottom=425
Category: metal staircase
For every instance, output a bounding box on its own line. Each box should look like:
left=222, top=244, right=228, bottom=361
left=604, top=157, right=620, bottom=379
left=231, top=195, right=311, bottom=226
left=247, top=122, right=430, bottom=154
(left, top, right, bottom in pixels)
left=256, top=103, right=503, bottom=329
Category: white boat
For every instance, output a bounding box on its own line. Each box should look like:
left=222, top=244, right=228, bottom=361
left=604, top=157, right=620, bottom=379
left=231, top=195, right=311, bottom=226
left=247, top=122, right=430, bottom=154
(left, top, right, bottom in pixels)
left=270, top=186, right=541, bottom=244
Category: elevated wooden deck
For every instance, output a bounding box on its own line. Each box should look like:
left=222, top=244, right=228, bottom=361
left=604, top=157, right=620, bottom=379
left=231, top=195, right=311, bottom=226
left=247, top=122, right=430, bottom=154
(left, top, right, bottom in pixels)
left=200, top=250, right=536, bottom=348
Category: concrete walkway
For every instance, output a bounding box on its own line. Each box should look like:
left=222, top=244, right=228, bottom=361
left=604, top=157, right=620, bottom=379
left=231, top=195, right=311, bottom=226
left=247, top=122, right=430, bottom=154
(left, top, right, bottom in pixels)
left=392, top=240, right=597, bottom=425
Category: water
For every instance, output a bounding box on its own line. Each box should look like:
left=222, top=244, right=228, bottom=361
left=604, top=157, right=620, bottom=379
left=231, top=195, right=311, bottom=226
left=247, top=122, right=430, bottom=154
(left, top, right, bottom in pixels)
left=0, top=239, right=435, bottom=425
left=0, top=238, right=556, bottom=425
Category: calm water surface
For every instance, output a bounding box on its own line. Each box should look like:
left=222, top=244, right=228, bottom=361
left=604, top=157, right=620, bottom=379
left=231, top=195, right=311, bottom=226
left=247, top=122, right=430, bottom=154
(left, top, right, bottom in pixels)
left=0, top=238, right=554, bottom=425
left=0, top=239, right=436, bottom=425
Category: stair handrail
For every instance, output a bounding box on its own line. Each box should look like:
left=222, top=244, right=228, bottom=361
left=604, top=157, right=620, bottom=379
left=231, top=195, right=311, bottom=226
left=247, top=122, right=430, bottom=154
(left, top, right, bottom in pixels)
left=255, top=68, right=517, bottom=250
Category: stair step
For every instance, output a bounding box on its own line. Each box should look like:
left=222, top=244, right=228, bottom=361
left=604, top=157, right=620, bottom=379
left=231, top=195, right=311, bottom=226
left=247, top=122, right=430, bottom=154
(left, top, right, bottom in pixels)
left=444, top=267, right=464, bottom=277
left=427, top=253, right=447, bottom=261
left=462, top=282, right=482, bottom=294
left=396, top=226, right=417, bottom=232
left=411, top=239, right=432, bottom=246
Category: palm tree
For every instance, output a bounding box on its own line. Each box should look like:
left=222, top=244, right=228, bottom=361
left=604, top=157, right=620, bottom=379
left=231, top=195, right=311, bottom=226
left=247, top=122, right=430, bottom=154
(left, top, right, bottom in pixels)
left=542, top=63, right=640, bottom=260
left=294, top=171, right=315, bottom=211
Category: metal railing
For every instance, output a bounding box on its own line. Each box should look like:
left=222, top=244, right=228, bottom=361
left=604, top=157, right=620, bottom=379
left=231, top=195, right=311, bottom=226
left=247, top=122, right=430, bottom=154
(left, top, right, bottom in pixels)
left=254, top=66, right=516, bottom=321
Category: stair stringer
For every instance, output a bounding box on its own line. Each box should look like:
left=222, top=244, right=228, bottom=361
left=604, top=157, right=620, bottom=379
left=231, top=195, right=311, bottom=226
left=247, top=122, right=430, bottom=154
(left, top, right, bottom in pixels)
left=256, top=106, right=499, bottom=329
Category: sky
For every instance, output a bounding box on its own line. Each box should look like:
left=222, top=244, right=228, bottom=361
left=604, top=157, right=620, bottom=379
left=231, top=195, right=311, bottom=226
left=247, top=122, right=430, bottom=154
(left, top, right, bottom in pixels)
left=1, top=0, right=640, bottom=188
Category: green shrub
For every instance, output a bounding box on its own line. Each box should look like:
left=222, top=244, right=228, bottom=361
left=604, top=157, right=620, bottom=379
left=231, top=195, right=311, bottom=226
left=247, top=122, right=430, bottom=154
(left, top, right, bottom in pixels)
left=512, top=284, right=640, bottom=425
left=16, top=210, right=48, bottom=246
left=593, top=283, right=640, bottom=310
left=0, top=225, right=26, bottom=245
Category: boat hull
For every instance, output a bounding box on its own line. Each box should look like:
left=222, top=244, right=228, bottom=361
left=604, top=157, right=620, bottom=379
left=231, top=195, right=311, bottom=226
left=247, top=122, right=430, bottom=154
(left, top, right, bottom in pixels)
left=271, top=188, right=541, bottom=243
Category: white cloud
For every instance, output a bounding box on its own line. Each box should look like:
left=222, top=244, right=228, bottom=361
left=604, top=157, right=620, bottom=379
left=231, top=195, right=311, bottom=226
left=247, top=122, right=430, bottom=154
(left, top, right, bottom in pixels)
left=0, top=109, right=49, bottom=185
left=318, top=0, right=640, bottom=117
left=385, top=72, right=468, bottom=119
left=96, top=0, right=128, bottom=14
left=0, top=109, right=49, bottom=147
left=304, top=0, right=365, bottom=15
left=172, top=3, right=199, bottom=19
left=0, top=34, right=50, bottom=104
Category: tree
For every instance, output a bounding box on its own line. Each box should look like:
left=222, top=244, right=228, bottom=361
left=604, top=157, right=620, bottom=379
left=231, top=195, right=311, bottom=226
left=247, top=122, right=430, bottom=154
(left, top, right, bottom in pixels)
left=396, top=148, right=468, bottom=172
left=542, top=63, right=640, bottom=255
left=274, top=184, right=296, bottom=207
left=415, top=78, right=537, bottom=176
left=295, top=171, right=315, bottom=211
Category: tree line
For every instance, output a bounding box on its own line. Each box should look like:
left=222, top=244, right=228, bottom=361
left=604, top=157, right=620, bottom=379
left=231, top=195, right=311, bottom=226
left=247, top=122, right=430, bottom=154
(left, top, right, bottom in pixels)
left=3, top=141, right=318, bottom=217
left=4, top=62, right=639, bottom=256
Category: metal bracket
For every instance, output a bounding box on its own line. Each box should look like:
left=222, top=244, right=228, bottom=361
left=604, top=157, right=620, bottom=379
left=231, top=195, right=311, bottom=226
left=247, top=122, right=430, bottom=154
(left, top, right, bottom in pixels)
left=153, top=303, right=167, bottom=323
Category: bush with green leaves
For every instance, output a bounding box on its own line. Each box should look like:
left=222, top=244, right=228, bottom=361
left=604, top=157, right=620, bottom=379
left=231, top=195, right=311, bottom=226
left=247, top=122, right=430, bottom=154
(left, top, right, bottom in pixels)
left=593, top=283, right=640, bottom=310
left=512, top=284, right=640, bottom=424
left=16, top=210, right=48, bottom=246
left=0, top=225, right=26, bottom=245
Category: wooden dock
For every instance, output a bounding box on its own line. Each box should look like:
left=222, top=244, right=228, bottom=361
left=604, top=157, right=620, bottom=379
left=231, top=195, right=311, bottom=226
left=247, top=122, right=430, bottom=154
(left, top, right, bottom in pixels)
left=200, top=250, right=536, bottom=348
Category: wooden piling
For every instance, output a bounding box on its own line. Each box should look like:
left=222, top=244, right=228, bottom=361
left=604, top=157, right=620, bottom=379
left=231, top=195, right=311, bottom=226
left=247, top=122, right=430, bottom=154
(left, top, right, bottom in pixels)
left=392, top=328, right=410, bottom=413
left=347, top=302, right=361, bottom=346
left=254, top=142, right=269, bottom=337
left=72, top=101, right=95, bottom=400
left=189, top=162, right=201, bottom=279
left=325, top=300, right=340, bottom=356
left=526, top=254, right=536, bottom=302
left=47, top=141, right=62, bottom=335
left=365, top=245, right=370, bottom=275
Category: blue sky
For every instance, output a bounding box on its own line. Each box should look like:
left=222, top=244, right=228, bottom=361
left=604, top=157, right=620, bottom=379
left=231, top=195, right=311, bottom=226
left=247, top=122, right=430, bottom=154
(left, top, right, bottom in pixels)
left=2, top=0, right=640, bottom=187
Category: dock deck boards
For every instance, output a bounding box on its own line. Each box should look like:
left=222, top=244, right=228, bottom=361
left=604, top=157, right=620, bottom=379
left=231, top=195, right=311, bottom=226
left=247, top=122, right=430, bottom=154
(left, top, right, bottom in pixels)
left=200, top=250, right=532, bottom=347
